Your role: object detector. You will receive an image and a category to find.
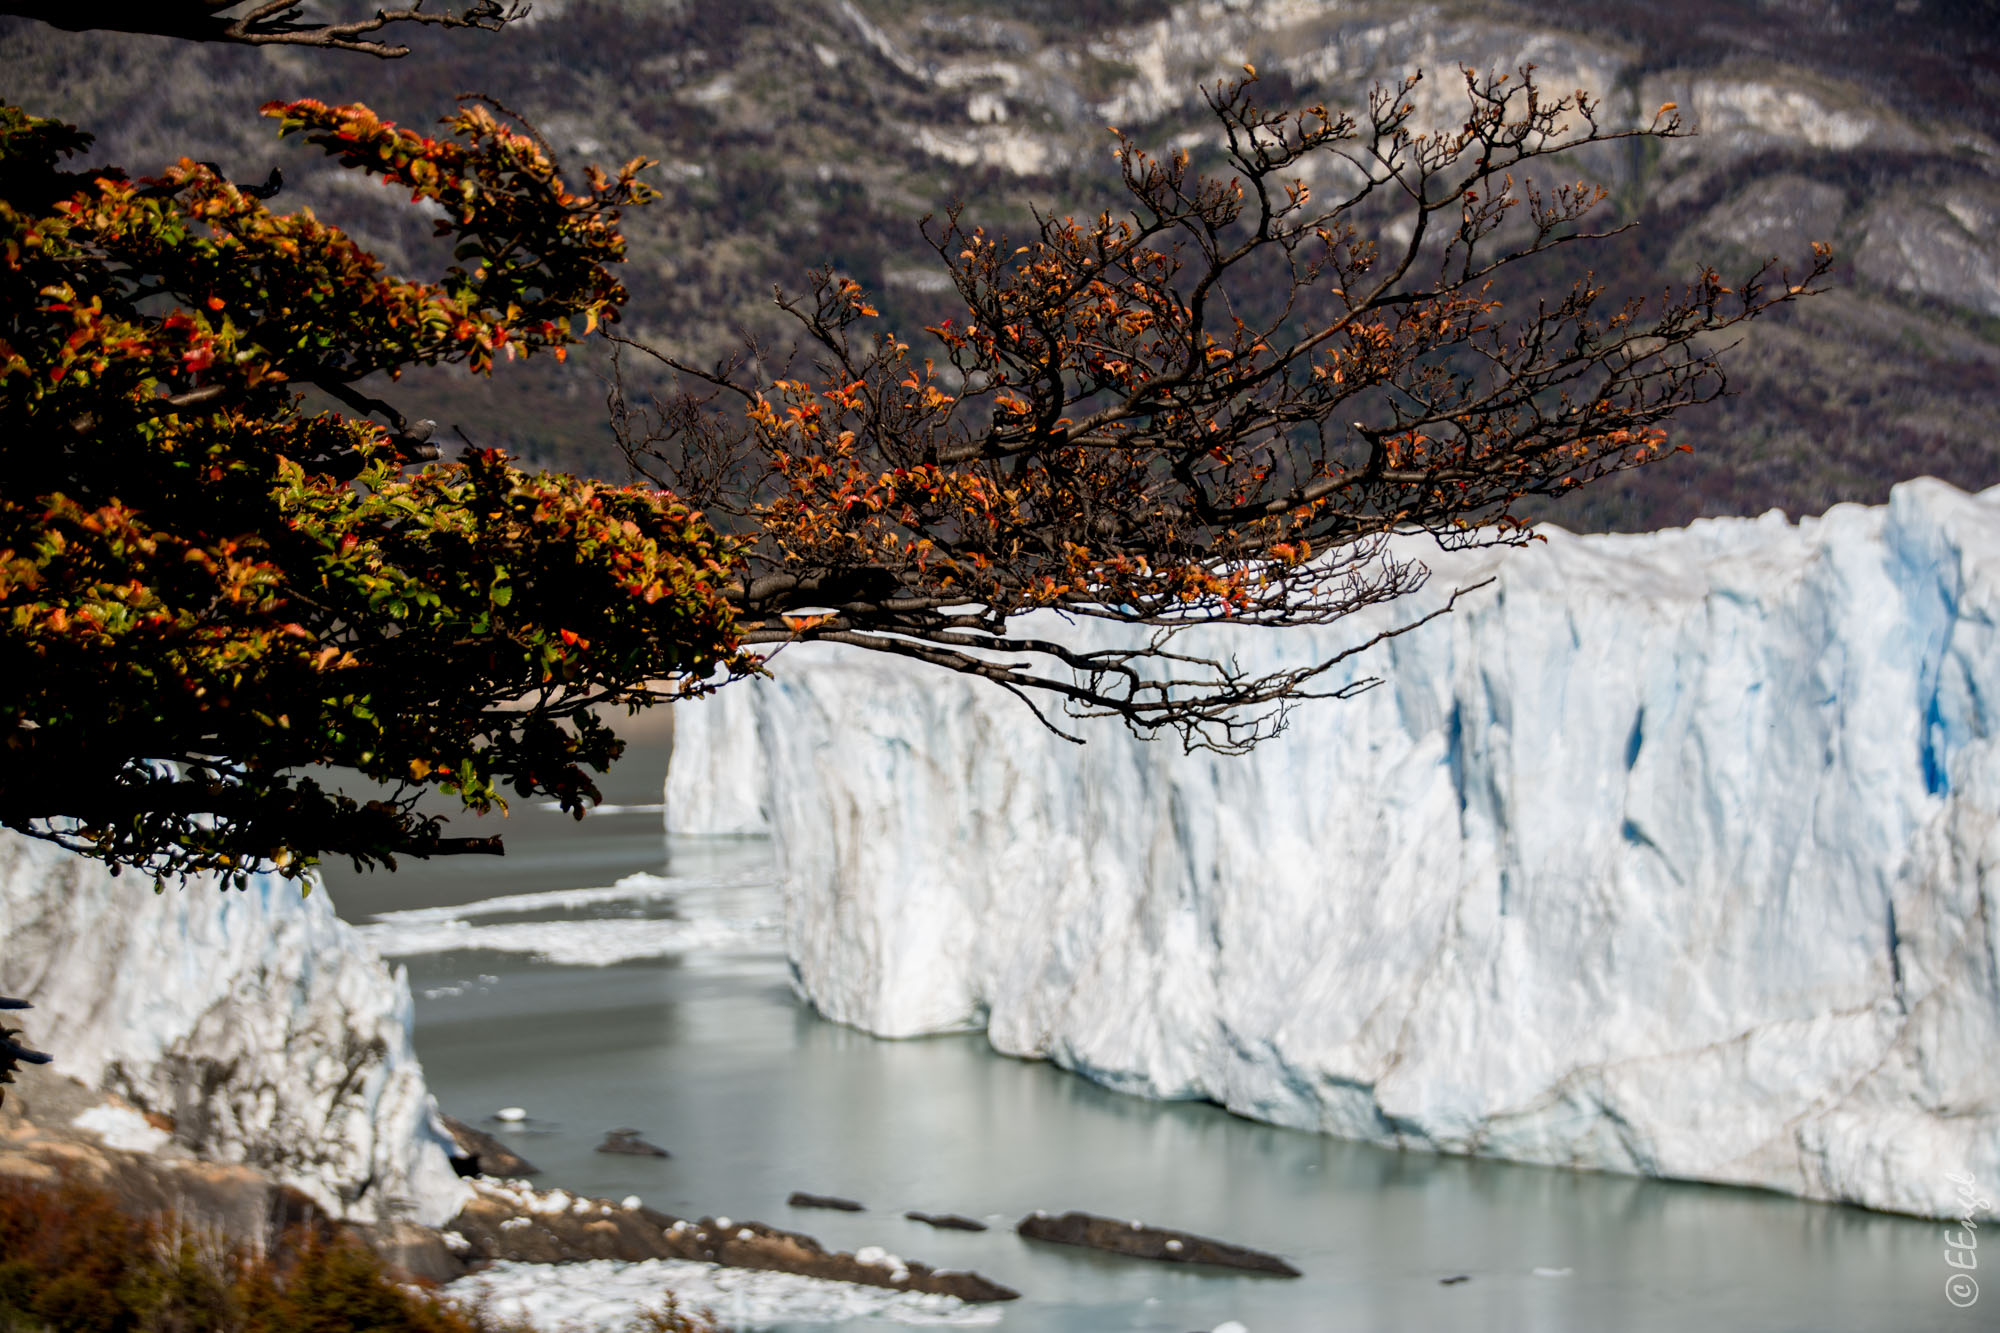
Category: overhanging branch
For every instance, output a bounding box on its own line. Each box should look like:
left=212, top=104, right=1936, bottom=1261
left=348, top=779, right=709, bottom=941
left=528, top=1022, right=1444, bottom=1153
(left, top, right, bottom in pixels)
left=0, top=0, right=525, bottom=57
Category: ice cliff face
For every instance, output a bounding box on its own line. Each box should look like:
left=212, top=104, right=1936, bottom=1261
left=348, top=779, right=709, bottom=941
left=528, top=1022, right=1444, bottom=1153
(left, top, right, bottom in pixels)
left=0, top=834, right=469, bottom=1225
left=667, top=478, right=2000, bottom=1220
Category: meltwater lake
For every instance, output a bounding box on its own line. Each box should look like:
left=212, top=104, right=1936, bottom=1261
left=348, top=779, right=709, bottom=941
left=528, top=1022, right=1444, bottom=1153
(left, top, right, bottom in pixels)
left=322, top=723, right=1971, bottom=1333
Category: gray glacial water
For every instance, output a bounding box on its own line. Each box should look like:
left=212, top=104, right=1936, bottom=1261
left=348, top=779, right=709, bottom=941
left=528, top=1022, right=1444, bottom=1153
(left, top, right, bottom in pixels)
left=323, top=726, right=1976, bottom=1333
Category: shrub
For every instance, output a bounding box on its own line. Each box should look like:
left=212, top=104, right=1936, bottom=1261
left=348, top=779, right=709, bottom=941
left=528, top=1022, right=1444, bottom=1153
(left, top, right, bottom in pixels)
left=0, top=1174, right=533, bottom=1333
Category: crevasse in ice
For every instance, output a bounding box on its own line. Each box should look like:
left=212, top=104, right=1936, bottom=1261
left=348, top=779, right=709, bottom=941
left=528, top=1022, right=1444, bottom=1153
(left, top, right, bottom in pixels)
left=667, top=478, right=2000, bottom=1219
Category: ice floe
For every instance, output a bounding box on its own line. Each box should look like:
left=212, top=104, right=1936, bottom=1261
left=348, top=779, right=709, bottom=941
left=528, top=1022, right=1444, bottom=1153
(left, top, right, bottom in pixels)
left=356, top=870, right=781, bottom=965
left=356, top=914, right=777, bottom=966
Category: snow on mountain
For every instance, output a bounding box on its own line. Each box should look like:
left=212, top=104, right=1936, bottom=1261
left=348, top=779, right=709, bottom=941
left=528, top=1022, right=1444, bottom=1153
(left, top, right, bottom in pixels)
left=0, top=834, right=469, bottom=1225
left=666, top=477, right=2000, bottom=1219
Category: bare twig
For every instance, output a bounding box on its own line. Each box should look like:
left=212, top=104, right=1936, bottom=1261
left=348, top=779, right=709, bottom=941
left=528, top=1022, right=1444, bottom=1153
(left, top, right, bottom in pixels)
left=614, top=66, right=1829, bottom=751
left=0, top=0, right=526, bottom=57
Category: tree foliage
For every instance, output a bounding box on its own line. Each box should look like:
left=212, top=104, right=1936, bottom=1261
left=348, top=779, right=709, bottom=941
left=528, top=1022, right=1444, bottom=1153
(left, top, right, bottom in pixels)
left=1, top=98, right=747, bottom=882
left=619, top=68, right=1830, bottom=749
left=0, top=1173, right=552, bottom=1333
left=0, top=53, right=1829, bottom=880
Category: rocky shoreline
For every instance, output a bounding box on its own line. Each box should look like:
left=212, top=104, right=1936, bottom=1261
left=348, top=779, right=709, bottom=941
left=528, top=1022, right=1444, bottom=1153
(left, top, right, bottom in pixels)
left=0, top=1060, right=1021, bottom=1306
left=7, top=1059, right=1339, bottom=1314
left=0, top=1061, right=448, bottom=1277
left=448, top=1178, right=1018, bottom=1303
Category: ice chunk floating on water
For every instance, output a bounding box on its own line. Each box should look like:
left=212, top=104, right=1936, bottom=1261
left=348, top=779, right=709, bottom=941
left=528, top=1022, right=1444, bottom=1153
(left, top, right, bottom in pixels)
left=357, top=870, right=782, bottom=965
left=535, top=800, right=667, bottom=816
left=366, top=873, right=694, bottom=924
left=358, top=915, right=777, bottom=966
left=668, top=479, right=2000, bottom=1220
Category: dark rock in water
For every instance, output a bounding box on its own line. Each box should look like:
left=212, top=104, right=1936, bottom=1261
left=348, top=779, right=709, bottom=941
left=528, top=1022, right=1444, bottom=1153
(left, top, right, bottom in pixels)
left=451, top=1190, right=1019, bottom=1302
left=595, top=1128, right=670, bottom=1157
left=1016, top=1210, right=1301, bottom=1277
left=442, top=1114, right=539, bottom=1178
left=788, top=1190, right=865, bottom=1211
left=905, top=1210, right=987, bottom=1232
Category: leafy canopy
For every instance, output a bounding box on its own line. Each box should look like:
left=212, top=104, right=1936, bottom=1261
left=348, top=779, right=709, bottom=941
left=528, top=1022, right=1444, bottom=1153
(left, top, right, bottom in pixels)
left=1, top=64, right=1830, bottom=882
left=0, top=98, right=748, bottom=883
left=622, top=69, right=1829, bottom=750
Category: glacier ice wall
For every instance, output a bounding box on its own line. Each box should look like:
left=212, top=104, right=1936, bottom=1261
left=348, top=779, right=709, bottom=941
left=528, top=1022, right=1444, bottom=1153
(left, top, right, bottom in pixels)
left=665, top=680, right=770, bottom=837
left=666, top=478, right=2000, bottom=1219
left=0, top=833, right=469, bottom=1225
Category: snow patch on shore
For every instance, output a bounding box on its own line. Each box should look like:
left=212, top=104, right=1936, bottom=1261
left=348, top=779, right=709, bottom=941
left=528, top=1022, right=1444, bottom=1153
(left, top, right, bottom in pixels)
left=71, top=1104, right=171, bottom=1154
left=448, top=1258, right=1002, bottom=1328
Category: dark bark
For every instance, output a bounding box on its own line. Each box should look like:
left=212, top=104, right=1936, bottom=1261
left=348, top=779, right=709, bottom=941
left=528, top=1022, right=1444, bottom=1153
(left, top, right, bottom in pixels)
left=0, top=999, right=51, bottom=1109
left=0, top=0, right=522, bottom=57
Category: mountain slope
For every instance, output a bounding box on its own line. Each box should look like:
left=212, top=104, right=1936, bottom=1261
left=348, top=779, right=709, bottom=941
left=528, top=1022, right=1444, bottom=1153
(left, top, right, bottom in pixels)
left=2, top=0, right=1995, bottom=528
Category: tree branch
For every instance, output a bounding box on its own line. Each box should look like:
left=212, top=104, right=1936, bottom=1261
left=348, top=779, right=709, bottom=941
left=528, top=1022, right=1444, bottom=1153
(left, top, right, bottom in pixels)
left=0, top=0, right=525, bottom=57
left=617, top=65, right=1830, bottom=752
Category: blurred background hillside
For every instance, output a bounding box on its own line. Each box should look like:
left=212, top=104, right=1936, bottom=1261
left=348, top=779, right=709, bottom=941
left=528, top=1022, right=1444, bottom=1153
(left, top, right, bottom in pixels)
left=6, top=0, right=1996, bottom=530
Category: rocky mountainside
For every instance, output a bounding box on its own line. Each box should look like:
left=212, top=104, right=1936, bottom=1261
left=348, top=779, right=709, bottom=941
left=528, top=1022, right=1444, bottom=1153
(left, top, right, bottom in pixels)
left=2, top=0, right=1995, bottom=529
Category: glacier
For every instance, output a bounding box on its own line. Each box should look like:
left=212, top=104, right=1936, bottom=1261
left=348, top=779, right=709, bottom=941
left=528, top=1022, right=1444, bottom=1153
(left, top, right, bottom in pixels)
left=0, top=833, right=469, bottom=1225
left=665, top=477, right=2000, bottom=1220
